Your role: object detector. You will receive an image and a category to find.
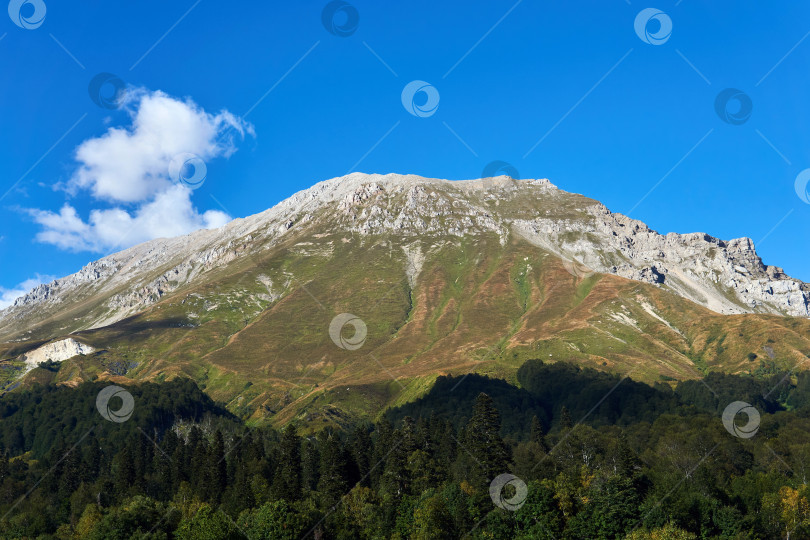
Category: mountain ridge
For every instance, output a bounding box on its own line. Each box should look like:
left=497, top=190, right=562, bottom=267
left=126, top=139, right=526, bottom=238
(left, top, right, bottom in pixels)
left=2, top=172, right=807, bottom=345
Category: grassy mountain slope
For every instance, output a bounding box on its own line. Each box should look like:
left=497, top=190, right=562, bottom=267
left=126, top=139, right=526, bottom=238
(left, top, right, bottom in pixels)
left=2, top=175, right=809, bottom=430
left=4, top=230, right=809, bottom=430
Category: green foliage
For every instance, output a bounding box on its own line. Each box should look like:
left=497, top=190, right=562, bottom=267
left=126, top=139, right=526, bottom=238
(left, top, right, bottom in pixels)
left=1, top=366, right=810, bottom=538
left=237, top=499, right=319, bottom=540
left=83, top=495, right=179, bottom=540
left=567, top=474, right=641, bottom=539
left=625, top=522, right=697, bottom=539
left=411, top=492, right=456, bottom=539
left=176, top=504, right=243, bottom=540
left=513, top=480, right=563, bottom=539
left=36, top=359, right=61, bottom=372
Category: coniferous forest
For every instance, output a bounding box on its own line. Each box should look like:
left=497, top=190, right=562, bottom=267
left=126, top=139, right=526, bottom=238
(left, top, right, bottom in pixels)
left=2, top=360, right=810, bottom=538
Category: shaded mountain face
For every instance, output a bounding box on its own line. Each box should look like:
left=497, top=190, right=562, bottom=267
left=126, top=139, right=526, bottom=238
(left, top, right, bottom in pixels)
left=2, top=173, right=809, bottom=427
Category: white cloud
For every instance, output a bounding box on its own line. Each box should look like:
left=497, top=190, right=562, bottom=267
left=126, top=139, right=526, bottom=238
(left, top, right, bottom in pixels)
left=31, top=185, right=230, bottom=252
left=0, top=275, right=55, bottom=310
left=72, top=89, right=252, bottom=203
left=30, top=89, right=252, bottom=253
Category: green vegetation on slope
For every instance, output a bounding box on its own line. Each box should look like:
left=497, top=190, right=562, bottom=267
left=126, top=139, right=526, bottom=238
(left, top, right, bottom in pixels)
left=4, top=233, right=810, bottom=432
left=2, top=362, right=810, bottom=538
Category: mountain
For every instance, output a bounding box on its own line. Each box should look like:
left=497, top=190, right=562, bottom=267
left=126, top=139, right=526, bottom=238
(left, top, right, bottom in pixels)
left=2, top=173, right=809, bottom=427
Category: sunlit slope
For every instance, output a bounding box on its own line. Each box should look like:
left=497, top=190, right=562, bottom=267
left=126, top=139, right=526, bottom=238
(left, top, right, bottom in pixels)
left=4, top=174, right=809, bottom=349
left=8, top=229, right=806, bottom=429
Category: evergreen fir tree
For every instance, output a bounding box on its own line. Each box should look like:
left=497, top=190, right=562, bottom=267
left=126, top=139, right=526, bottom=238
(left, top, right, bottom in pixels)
left=432, top=416, right=456, bottom=482
left=58, top=443, right=82, bottom=501
left=0, top=451, right=8, bottom=485
left=615, top=431, right=638, bottom=477
left=273, top=423, right=302, bottom=500
left=209, top=430, right=228, bottom=503
left=530, top=415, right=546, bottom=447
left=350, top=425, right=373, bottom=488
left=301, top=437, right=321, bottom=493
left=132, top=433, right=149, bottom=493
left=463, top=392, right=509, bottom=487
left=82, top=433, right=102, bottom=484
left=113, top=446, right=135, bottom=500
left=399, top=416, right=418, bottom=455
left=371, top=417, right=395, bottom=490
left=318, top=429, right=348, bottom=509
left=560, top=406, right=573, bottom=430
left=171, top=436, right=187, bottom=489
left=381, top=426, right=409, bottom=499
left=226, top=465, right=255, bottom=515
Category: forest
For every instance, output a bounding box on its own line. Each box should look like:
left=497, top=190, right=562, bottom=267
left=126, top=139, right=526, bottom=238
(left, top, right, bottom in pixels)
left=0, top=359, right=809, bottom=539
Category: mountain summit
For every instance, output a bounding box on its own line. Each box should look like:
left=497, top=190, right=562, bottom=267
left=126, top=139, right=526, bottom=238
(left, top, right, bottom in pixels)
left=2, top=173, right=809, bottom=425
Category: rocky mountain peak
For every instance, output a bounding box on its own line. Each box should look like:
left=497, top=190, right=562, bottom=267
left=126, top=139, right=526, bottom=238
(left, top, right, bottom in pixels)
left=1, top=173, right=808, bottom=343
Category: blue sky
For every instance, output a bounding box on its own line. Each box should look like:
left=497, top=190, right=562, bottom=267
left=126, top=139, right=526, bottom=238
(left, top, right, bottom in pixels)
left=2, top=0, right=810, bottom=305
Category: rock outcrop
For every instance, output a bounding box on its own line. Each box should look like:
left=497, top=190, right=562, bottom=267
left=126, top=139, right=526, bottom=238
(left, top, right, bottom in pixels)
left=19, top=338, right=95, bottom=371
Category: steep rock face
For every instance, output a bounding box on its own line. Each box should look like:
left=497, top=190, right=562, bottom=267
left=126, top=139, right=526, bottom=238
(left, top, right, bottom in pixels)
left=512, top=201, right=809, bottom=316
left=19, top=338, right=95, bottom=371
left=1, top=173, right=808, bottom=344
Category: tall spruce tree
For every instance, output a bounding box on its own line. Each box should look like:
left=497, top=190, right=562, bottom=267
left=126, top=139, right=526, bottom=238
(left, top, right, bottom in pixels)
left=208, top=430, right=228, bottom=503
left=560, top=406, right=573, bottom=430
left=318, top=429, right=348, bottom=509
left=372, top=417, right=395, bottom=490
left=113, top=446, right=135, bottom=501
left=381, top=424, right=410, bottom=499
left=530, top=415, right=546, bottom=450
left=350, top=425, right=373, bottom=488
left=273, top=423, right=302, bottom=500
left=463, top=393, right=509, bottom=487
left=301, top=437, right=321, bottom=492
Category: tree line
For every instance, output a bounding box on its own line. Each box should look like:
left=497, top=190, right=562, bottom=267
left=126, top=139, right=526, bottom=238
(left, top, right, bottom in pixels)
left=1, top=360, right=810, bottom=538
